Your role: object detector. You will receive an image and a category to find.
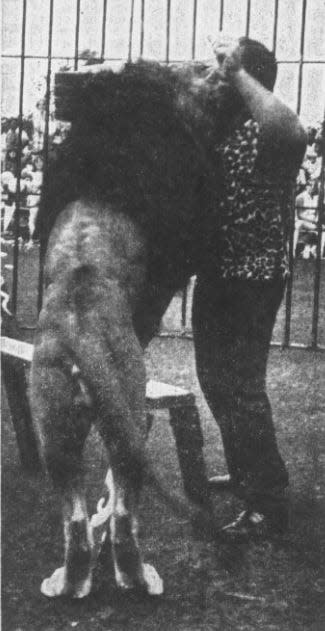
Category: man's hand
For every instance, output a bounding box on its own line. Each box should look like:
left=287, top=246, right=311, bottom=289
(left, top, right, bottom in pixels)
left=209, top=36, right=242, bottom=81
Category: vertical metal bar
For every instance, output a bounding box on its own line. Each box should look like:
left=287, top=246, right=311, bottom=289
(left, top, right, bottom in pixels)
left=11, top=0, right=27, bottom=314
left=140, top=0, right=145, bottom=57
left=282, top=187, right=296, bottom=348
left=128, top=0, right=135, bottom=61
left=311, top=116, right=325, bottom=349
left=100, top=0, right=108, bottom=61
left=245, top=0, right=251, bottom=37
left=74, top=0, right=81, bottom=70
left=37, top=0, right=55, bottom=314
left=283, top=0, right=307, bottom=346
left=219, top=0, right=224, bottom=32
left=181, top=285, right=188, bottom=331
left=272, top=0, right=279, bottom=53
left=297, top=0, right=307, bottom=115
left=166, top=0, right=171, bottom=62
left=191, top=0, right=198, bottom=60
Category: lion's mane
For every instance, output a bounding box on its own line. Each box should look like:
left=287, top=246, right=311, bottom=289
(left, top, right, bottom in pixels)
left=39, top=60, right=234, bottom=275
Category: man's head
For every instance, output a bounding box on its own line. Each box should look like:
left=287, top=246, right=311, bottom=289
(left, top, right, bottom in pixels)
left=237, top=37, right=277, bottom=92
left=207, top=36, right=278, bottom=133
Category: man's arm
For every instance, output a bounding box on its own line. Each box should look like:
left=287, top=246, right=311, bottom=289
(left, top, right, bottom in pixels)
left=211, top=39, right=307, bottom=171
left=232, top=69, right=306, bottom=155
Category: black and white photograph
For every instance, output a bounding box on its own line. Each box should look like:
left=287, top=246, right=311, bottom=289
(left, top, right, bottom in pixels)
left=1, top=1, right=325, bottom=629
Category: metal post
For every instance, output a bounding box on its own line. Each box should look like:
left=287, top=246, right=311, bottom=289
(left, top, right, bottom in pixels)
left=100, top=0, right=108, bottom=61
left=191, top=0, right=198, bottom=60
left=282, top=186, right=296, bottom=348
left=272, top=0, right=279, bottom=53
left=166, top=0, right=171, bottom=62
left=245, top=0, right=251, bottom=37
left=282, top=0, right=307, bottom=346
left=74, top=0, right=81, bottom=70
left=297, top=0, right=307, bottom=116
left=11, top=0, right=27, bottom=315
left=219, top=0, right=224, bottom=32
left=181, top=284, right=188, bottom=332
left=37, top=0, right=55, bottom=314
left=311, top=116, right=325, bottom=349
left=128, top=0, right=135, bottom=61
left=140, top=0, right=145, bottom=58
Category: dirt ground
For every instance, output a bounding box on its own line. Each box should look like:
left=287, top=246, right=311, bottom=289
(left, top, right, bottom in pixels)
left=1, top=244, right=325, bottom=630
left=2, top=335, right=325, bottom=631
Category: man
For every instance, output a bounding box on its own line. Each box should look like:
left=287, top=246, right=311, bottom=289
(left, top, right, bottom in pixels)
left=192, top=37, right=307, bottom=540
left=294, top=179, right=319, bottom=258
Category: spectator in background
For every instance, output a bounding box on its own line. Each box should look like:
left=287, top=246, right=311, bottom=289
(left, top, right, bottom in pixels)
left=294, top=179, right=319, bottom=258
left=24, top=153, right=43, bottom=248
left=294, top=122, right=324, bottom=258
left=4, top=118, right=29, bottom=173
left=1, top=167, right=17, bottom=233
left=304, top=144, right=322, bottom=183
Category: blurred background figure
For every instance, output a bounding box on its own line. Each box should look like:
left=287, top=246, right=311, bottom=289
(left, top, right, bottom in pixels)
left=294, top=179, right=320, bottom=258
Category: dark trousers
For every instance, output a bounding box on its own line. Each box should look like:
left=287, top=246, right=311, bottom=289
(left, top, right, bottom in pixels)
left=192, top=276, right=289, bottom=515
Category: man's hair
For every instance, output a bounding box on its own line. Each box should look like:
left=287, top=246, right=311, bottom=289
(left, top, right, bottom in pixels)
left=238, top=37, right=277, bottom=91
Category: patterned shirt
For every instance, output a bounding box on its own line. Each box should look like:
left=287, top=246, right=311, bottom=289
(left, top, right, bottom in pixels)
left=215, top=118, right=291, bottom=280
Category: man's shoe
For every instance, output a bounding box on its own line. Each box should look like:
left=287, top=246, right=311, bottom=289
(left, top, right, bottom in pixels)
left=208, top=473, right=233, bottom=492
left=218, top=509, right=288, bottom=543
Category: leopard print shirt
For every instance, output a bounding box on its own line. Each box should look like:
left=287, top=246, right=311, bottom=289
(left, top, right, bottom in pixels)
left=216, top=118, right=290, bottom=280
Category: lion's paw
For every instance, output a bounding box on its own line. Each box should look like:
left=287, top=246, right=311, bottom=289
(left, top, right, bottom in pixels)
left=41, top=567, right=68, bottom=598
left=41, top=567, right=92, bottom=599
left=142, top=563, right=164, bottom=596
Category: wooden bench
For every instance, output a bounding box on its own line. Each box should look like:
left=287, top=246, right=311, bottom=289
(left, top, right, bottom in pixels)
left=1, top=336, right=207, bottom=502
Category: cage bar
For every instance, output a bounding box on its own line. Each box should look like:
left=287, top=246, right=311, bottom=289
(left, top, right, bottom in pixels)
left=245, top=0, right=251, bottom=37
left=296, top=0, right=308, bottom=115
left=11, top=0, right=27, bottom=315
left=219, top=0, right=224, bottom=32
left=272, top=0, right=279, bottom=53
left=282, top=187, right=297, bottom=348
left=74, top=0, right=81, bottom=70
left=192, top=0, right=198, bottom=59
left=311, top=116, right=325, bottom=349
left=166, top=0, right=171, bottom=62
left=100, top=0, right=108, bottom=61
left=2, top=0, right=324, bottom=349
left=128, top=0, right=135, bottom=61
left=140, top=0, right=145, bottom=57
left=37, top=0, right=55, bottom=314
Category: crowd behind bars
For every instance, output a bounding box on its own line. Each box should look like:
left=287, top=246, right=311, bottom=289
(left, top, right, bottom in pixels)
left=1, top=110, right=324, bottom=258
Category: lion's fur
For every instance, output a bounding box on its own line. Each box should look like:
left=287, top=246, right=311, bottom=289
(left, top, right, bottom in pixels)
left=38, top=60, right=237, bottom=280
left=30, top=60, right=235, bottom=597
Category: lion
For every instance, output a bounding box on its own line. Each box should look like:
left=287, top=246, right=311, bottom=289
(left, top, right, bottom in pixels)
left=30, top=60, right=231, bottom=598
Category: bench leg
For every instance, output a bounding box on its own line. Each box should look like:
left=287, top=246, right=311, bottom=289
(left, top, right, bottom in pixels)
left=2, top=356, right=41, bottom=472
left=169, top=405, right=210, bottom=508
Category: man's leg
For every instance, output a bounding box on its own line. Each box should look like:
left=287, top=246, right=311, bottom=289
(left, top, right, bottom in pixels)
left=192, top=276, right=289, bottom=538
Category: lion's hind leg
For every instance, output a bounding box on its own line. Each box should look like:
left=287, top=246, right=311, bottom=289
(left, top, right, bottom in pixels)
left=97, top=427, right=163, bottom=596
left=30, top=346, right=94, bottom=598
left=41, top=491, right=93, bottom=599
left=104, top=461, right=162, bottom=596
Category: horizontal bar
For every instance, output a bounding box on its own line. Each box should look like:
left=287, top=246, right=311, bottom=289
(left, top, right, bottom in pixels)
left=2, top=54, right=325, bottom=64
left=11, top=323, right=325, bottom=354
left=1, top=336, right=33, bottom=362
left=157, top=331, right=325, bottom=351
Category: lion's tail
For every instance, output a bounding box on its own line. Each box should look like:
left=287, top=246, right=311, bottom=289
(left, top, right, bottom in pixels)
left=68, top=265, right=211, bottom=525
left=66, top=265, right=146, bottom=486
